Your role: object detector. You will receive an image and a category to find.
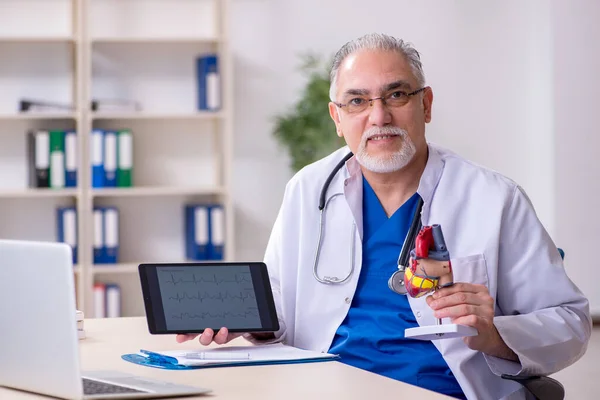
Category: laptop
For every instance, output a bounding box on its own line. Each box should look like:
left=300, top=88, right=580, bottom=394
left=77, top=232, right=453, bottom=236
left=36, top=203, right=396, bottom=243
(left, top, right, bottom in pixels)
left=0, top=239, right=212, bottom=399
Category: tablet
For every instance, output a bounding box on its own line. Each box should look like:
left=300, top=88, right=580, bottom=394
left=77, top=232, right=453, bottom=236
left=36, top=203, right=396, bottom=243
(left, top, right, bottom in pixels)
left=139, top=262, right=280, bottom=334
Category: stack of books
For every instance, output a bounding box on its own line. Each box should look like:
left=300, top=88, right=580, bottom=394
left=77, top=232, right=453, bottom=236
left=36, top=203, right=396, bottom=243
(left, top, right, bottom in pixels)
left=76, top=310, right=85, bottom=340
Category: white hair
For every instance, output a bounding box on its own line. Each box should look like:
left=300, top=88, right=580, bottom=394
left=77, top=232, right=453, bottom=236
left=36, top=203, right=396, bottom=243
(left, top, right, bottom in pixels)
left=329, top=33, right=426, bottom=102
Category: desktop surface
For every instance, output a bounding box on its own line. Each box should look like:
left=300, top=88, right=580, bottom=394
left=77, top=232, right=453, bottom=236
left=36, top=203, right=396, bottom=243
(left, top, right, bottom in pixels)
left=0, top=317, right=451, bottom=399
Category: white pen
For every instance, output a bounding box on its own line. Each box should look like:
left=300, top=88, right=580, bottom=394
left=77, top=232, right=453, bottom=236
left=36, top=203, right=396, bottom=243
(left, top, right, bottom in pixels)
left=184, top=352, right=251, bottom=360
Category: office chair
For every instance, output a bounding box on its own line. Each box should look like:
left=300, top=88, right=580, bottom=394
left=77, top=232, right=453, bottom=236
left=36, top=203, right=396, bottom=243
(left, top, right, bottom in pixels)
left=500, top=248, right=567, bottom=400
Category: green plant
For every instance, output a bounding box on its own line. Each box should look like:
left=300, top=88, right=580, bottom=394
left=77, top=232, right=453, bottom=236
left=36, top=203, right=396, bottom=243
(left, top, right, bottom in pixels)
left=273, top=53, right=346, bottom=172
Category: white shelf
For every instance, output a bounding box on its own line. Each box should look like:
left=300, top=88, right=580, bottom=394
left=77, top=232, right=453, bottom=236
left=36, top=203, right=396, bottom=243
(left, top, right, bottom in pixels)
left=0, top=0, right=234, bottom=320
left=91, top=186, right=225, bottom=198
left=92, top=37, right=220, bottom=45
left=0, top=36, right=75, bottom=44
left=91, top=112, right=224, bottom=121
left=0, top=189, right=78, bottom=199
left=0, top=113, right=77, bottom=121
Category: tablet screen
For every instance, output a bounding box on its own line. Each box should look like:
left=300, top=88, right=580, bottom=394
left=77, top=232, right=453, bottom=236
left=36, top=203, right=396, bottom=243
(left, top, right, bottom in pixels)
left=139, top=263, right=279, bottom=334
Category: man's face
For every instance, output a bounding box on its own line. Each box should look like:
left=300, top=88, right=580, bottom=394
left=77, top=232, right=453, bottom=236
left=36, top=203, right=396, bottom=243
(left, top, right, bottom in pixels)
left=328, top=49, right=433, bottom=173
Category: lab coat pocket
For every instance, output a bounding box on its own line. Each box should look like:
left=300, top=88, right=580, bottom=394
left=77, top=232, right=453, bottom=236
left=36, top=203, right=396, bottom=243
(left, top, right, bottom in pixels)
left=450, top=254, right=489, bottom=288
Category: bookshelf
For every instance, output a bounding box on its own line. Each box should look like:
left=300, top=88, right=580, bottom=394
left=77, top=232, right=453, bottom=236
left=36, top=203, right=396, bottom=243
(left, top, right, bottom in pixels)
left=0, top=0, right=234, bottom=319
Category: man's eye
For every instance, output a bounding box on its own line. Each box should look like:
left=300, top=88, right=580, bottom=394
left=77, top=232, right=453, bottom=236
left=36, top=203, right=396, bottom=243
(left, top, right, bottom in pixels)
left=349, top=98, right=365, bottom=106
left=390, top=91, right=408, bottom=99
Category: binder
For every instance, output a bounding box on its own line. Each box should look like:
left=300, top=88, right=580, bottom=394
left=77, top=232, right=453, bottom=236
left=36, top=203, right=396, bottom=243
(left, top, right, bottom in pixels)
left=93, top=208, right=105, bottom=264
left=105, top=284, right=121, bottom=318
left=209, top=205, right=225, bottom=260
left=185, top=205, right=208, bottom=260
left=196, top=54, right=221, bottom=111
left=57, top=207, right=78, bottom=265
left=49, top=130, right=65, bottom=188
left=91, top=129, right=104, bottom=188
left=104, top=131, right=117, bottom=187
left=117, top=129, right=133, bottom=187
left=27, top=130, right=50, bottom=188
left=64, top=130, right=77, bottom=187
left=104, top=207, right=119, bottom=264
left=93, top=283, right=106, bottom=318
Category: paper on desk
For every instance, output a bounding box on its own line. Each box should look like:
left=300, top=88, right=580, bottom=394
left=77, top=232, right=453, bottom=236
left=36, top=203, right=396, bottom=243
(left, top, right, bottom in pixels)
left=139, top=343, right=338, bottom=367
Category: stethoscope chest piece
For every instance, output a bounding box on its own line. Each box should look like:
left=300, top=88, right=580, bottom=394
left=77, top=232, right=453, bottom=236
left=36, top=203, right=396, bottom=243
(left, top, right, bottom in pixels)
left=388, top=268, right=408, bottom=295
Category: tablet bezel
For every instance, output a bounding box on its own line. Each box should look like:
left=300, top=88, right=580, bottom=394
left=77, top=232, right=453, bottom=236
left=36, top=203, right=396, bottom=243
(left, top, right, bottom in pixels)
left=139, top=262, right=280, bottom=334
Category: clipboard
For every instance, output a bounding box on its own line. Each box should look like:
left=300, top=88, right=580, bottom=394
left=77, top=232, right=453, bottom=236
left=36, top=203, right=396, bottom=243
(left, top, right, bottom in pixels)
left=121, top=344, right=339, bottom=371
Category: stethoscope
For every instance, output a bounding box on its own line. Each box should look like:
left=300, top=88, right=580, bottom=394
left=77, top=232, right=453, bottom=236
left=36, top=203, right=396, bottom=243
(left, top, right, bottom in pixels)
left=313, top=151, right=423, bottom=295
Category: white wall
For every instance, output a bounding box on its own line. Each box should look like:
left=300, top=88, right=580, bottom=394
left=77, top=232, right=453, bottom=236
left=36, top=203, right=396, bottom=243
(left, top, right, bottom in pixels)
left=552, top=0, right=600, bottom=315
left=229, top=0, right=599, bottom=314
left=230, top=0, right=555, bottom=249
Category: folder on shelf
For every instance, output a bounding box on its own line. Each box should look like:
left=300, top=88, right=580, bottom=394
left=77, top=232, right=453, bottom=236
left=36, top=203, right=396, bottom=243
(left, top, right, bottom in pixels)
left=64, top=130, right=77, bottom=188
left=19, top=99, right=74, bottom=113
left=49, top=130, right=65, bottom=188
left=122, top=343, right=339, bottom=371
left=104, top=207, right=119, bottom=264
left=117, top=129, right=133, bottom=187
left=27, top=130, right=50, bottom=188
left=196, top=54, right=221, bottom=111
left=57, top=206, right=77, bottom=265
left=104, top=131, right=118, bottom=187
left=91, top=129, right=105, bottom=188
left=93, top=208, right=105, bottom=264
left=185, top=204, right=209, bottom=260
left=91, top=99, right=142, bottom=113
left=209, top=205, right=225, bottom=260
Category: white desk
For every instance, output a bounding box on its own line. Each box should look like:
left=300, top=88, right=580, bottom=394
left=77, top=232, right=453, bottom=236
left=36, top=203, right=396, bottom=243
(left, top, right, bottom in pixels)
left=0, top=317, right=451, bottom=399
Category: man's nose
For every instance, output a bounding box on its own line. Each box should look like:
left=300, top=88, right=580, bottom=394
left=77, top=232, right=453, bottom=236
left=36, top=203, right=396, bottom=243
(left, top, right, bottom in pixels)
left=368, top=97, right=392, bottom=126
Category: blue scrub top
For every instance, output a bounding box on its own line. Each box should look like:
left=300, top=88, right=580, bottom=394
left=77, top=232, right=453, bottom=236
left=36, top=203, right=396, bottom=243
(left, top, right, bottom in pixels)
left=328, top=177, right=465, bottom=399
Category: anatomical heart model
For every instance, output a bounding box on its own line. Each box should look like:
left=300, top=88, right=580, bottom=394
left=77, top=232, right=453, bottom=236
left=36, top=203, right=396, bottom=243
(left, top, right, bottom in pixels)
left=403, top=224, right=478, bottom=340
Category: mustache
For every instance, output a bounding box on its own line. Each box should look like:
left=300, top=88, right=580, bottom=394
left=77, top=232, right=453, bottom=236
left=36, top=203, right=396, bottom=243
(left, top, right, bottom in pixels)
left=363, top=126, right=407, bottom=140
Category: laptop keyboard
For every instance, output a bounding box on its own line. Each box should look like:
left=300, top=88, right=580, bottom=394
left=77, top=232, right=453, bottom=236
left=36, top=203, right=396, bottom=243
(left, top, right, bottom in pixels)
left=82, top=378, right=147, bottom=395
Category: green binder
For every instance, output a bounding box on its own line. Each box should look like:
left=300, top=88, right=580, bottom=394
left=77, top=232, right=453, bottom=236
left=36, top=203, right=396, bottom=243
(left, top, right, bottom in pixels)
left=117, top=129, right=133, bottom=187
left=49, top=130, right=65, bottom=188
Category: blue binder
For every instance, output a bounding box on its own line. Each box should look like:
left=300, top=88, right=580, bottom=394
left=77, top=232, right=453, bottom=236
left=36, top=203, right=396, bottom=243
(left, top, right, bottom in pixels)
left=57, top=206, right=77, bottom=265
left=103, top=131, right=117, bottom=187
left=93, top=207, right=105, bottom=264
left=208, top=204, right=225, bottom=260
left=185, top=204, right=209, bottom=260
left=64, top=130, right=77, bottom=188
left=196, top=54, right=220, bottom=111
left=91, top=129, right=104, bottom=188
left=103, top=207, right=119, bottom=264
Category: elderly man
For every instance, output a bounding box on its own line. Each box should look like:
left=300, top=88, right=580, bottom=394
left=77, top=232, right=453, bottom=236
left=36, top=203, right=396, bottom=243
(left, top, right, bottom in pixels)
left=179, top=33, right=591, bottom=399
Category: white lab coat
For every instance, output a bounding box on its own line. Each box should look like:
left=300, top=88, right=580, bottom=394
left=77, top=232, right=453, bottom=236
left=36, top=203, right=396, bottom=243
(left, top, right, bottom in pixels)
left=259, top=143, right=591, bottom=400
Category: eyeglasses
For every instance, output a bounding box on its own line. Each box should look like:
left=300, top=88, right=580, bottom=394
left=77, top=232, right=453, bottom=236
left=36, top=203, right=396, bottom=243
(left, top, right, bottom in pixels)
left=334, top=87, right=426, bottom=114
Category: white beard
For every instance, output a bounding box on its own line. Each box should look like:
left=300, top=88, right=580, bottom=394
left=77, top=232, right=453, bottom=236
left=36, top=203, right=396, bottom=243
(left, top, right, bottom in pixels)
left=355, top=126, right=417, bottom=173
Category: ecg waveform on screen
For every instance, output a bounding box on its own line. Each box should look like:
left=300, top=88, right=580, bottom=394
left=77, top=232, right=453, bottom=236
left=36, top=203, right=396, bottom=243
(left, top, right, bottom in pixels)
left=171, top=309, right=259, bottom=320
left=162, top=272, right=252, bottom=286
left=168, top=291, right=256, bottom=303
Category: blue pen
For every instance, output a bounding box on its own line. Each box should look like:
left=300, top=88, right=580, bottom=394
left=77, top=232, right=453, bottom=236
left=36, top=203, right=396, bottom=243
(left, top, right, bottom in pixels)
left=139, top=349, right=179, bottom=365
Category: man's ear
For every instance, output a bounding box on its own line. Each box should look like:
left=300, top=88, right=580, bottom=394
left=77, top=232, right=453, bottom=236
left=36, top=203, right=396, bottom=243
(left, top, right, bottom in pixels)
left=329, top=102, right=343, bottom=137
left=422, top=87, right=433, bottom=123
